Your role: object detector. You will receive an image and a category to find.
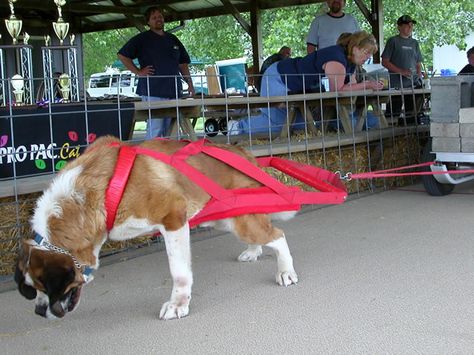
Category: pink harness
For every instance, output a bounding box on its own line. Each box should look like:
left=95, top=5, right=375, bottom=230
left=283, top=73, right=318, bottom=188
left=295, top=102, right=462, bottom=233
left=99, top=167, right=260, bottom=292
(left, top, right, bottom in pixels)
left=105, top=139, right=347, bottom=231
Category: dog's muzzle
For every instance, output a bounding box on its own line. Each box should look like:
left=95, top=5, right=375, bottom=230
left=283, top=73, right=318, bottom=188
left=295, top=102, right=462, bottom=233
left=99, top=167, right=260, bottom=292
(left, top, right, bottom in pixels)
left=35, top=286, right=82, bottom=318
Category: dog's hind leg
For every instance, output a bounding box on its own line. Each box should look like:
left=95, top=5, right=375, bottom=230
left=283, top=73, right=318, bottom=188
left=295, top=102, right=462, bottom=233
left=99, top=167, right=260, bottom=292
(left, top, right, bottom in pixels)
left=233, top=214, right=298, bottom=286
left=159, top=223, right=193, bottom=320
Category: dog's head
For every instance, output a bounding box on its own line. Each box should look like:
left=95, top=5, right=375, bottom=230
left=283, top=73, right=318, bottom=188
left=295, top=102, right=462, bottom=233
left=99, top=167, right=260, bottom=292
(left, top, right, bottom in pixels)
left=15, top=241, right=87, bottom=319
left=13, top=137, right=119, bottom=319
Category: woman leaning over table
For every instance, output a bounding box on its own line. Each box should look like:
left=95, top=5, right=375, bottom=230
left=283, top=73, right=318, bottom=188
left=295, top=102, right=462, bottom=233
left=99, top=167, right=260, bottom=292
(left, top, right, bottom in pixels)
left=228, top=31, right=384, bottom=135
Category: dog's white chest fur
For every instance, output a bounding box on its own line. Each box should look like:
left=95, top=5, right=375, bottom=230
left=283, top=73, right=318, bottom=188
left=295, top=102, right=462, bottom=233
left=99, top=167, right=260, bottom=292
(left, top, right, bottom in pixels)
left=109, top=217, right=164, bottom=241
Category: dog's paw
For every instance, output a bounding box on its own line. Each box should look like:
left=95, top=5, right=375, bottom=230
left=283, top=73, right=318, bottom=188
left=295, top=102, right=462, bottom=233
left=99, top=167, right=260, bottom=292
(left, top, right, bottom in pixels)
left=276, top=270, right=298, bottom=287
left=159, top=301, right=190, bottom=320
left=237, top=245, right=262, bottom=262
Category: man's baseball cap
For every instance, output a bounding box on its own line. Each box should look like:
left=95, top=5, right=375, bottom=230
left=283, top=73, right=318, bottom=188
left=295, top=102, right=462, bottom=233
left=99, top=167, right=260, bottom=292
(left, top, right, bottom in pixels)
left=397, top=15, right=416, bottom=25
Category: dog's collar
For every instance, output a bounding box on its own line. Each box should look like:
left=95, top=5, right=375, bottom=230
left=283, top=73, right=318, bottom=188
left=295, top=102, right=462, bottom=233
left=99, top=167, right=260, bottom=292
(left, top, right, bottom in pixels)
left=33, top=234, right=94, bottom=279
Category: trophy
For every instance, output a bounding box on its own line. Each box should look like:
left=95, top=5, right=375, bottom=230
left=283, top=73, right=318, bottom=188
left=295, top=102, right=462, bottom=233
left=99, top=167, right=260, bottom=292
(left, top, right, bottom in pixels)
left=5, top=0, right=22, bottom=45
left=23, top=31, right=29, bottom=45
left=58, top=73, right=70, bottom=102
left=11, top=74, right=24, bottom=105
left=53, top=0, right=69, bottom=45
left=69, top=34, right=75, bottom=46
left=44, top=34, right=51, bottom=47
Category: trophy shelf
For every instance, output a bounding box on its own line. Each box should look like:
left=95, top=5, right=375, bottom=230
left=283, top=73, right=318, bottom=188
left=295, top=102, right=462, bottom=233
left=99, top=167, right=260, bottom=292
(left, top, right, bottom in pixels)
left=0, top=44, right=34, bottom=107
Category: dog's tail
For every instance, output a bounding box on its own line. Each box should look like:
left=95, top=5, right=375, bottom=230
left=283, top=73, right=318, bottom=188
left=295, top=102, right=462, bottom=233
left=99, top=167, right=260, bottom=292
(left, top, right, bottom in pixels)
left=270, top=211, right=298, bottom=221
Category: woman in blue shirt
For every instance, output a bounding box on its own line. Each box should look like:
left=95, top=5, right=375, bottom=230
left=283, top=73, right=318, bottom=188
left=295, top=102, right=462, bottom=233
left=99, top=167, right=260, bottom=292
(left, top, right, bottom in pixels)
left=229, top=31, right=384, bottom=135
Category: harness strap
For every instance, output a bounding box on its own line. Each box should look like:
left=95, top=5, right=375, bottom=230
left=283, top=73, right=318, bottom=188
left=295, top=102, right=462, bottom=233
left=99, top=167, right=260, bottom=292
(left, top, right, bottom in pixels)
left=134, top=146, right=234, bottom=201
left=105, top=145, right=137, bottom=231
left=201, top=144, right=290, bottom=196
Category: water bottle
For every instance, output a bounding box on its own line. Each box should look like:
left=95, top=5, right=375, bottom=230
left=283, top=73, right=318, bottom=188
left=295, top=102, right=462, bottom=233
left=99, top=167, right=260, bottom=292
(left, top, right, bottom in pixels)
left=321, top=77, right=329, bottom=92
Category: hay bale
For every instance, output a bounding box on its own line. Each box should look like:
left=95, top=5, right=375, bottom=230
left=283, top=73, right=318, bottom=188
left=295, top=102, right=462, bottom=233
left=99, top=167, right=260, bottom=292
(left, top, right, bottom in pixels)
left=0, top=193, right=40, bottom=275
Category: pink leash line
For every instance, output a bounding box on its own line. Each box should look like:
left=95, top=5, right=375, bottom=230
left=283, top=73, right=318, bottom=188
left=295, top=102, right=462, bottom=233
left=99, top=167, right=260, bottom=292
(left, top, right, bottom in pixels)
left=348, top=161, right=474, bottom=180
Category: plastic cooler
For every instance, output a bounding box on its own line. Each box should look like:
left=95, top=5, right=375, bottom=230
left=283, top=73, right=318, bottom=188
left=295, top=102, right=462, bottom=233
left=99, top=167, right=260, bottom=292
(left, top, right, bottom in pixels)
left=215, top=58, right=247, bottom=94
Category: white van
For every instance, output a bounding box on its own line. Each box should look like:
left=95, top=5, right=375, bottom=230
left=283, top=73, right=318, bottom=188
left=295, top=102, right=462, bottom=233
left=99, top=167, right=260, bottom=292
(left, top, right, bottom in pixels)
left=87, top=69, right=138, bottom=98
left=87, top=68, right=208, bottom=98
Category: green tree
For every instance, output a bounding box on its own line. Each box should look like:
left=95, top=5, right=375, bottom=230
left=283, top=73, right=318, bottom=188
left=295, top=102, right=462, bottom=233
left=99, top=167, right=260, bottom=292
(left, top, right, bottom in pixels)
left=83, top=27, right=136, bottom=77
left=364, top=0, right=474, bottom=67
left=180, top=16, right=250, bottom=62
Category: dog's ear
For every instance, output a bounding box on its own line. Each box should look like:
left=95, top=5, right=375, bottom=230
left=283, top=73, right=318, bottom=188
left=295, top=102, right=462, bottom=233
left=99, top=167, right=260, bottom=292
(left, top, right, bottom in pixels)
left=14, top=262, right=37, bottom=300
left=14, top=242, right=37, bottom=300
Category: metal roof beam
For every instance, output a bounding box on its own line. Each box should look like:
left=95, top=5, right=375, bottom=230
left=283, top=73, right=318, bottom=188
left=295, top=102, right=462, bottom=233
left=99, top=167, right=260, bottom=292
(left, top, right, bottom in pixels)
left=111, top=0, right=146, bottom=31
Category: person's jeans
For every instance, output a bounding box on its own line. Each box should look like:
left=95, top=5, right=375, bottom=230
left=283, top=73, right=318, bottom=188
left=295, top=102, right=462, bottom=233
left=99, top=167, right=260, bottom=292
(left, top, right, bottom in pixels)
left=142, top=96, right=172, bottom=139
left=239, top=63, right=305, bottom=135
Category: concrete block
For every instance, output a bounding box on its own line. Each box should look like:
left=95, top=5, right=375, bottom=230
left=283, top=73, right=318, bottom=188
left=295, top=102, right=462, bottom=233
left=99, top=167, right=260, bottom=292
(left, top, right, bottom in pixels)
left=457, top=76, right=474, bottom=107
left=430, top=115, right=460, bottom=123
left=432, top=137, right=461, bottom=152
left=460, top=82, right=473, bottom=108
left=461, top=138, right=474, bottom=152
left=430, top=76, right=474, bottom=122
left=430, top=123, right=459, bottom=137
left=460, top=124, right=474, bottom=137
left=431, top=89, right=460, bottom=121
left=459, top=107, right=474, bottom=123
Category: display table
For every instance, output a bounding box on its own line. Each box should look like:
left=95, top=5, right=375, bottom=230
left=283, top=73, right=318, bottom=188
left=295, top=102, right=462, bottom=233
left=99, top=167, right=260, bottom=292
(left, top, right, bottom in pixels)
left=0, top=101, right=135, bottom=179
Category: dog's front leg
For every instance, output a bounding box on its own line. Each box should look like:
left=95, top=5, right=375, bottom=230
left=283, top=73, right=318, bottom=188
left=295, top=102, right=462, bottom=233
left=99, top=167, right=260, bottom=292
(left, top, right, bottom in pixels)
left=159, top=223, right=193, bottom=320
left=266, top=235, right=298, bottom=286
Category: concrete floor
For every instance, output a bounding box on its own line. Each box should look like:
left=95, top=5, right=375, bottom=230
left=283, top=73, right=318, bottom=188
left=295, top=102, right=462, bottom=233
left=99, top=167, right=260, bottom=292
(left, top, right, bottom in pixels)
left=1, top=182, right=474, bottom=354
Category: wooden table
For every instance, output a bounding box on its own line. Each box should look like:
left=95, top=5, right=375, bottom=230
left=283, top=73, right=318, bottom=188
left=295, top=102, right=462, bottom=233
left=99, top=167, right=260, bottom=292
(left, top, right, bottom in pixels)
left=133, top=94, right=341, bottom=140
left=133, top=89, right=430, bottom=140
left=282, top=90, right=372, bottom=137
left=356, top=88, right=431, bottom=130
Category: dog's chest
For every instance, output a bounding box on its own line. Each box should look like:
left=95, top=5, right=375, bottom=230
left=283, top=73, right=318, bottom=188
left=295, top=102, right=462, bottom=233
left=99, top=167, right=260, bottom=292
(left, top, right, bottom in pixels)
left=109, top=216, right=163, bottom=241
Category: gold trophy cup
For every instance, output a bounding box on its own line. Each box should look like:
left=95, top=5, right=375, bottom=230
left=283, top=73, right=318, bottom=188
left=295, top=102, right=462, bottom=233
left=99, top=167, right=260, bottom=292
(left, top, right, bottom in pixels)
left=53, top=19, right=69, bottom=45
left=53, top=0, right=69, bottom=45
left=58, top=73, right=70, bottom=102
left=11, top=74, right=24, bottom=106
left=5, top=0, right=22, bottom=45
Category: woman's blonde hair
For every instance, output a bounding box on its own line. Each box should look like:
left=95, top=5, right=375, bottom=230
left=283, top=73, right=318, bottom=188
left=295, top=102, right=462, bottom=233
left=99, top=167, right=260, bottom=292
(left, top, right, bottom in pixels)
left=337, top=31, right=378, bottom=61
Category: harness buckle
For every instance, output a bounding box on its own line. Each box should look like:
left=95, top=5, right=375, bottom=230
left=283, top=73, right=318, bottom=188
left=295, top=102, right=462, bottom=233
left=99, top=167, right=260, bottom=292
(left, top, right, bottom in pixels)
left=335, top=171, right=352, bottom=181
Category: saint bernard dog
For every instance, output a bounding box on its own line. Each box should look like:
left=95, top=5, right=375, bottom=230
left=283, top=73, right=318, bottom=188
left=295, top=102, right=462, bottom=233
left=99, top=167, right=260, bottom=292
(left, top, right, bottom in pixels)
left=15, top=136, right=298, bottom=320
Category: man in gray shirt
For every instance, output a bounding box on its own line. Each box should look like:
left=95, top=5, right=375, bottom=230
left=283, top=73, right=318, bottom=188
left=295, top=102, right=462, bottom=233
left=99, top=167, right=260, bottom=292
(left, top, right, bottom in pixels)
left=306, top=0, right=360, bottom=53
left=382, top=15, right=424, bottom=125
left=382, top=15, right=423, bottom=89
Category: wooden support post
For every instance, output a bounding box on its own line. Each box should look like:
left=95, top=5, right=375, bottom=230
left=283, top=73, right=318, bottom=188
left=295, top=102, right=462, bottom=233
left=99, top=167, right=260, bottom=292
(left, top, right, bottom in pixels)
left=353, top=0, right=384, bottom=63
left=249, top=3, right=263, bottom=71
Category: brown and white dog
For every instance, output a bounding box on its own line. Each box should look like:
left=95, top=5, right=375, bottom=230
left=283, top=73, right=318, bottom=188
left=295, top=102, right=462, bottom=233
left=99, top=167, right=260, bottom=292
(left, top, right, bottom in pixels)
left=15, top=136, right=298, bottom=320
